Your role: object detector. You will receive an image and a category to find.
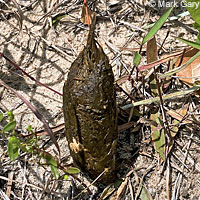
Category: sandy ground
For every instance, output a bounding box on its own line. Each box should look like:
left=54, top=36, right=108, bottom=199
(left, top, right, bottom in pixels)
left=0, top=0, right=200, bottom=199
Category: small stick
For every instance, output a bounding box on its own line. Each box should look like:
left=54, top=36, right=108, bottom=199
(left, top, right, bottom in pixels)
left=154, top=70, right=172, bottom=140
left=6, top=171, right=13, bottom=198
left=0, top=52, right=62, bottom=96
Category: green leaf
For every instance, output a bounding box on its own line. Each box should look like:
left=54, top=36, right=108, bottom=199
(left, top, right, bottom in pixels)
left=114, top=180, right=122, bottom=188
left=8, top=136, right=20, bottom=161
left=177, top=37, right=200, bottom=50
left=66, top=167, right=80, bottom=174
left=52, top=14, right=68, bottom=24
left=23, top=142, right=35, bottom=153
left=26, top=125, right=33, bottom=132
left=140, top=185, right=153, bottom=200
left=19, top=143, right=27, bottom=153
left=50, top=165, right=59, bottom=179
left=63, top=175, right=69, bottom=180
left=42, top=153, right=57, bottom=167
left=0, top=112, right=3, bottom=122
left=185, top=0, right=200, bottom=25
left=142, top=7, right=173, bottom=45
left=193, top=22, right=200, bottom=31
left=3, top=121, right=16, bottom=132
left=100, top=184, right=116, bottom=199
left=7, top=111, right=14, bottom=122
left=151, top=113, right=165, bottom=161
left=133, top=52, right=142, bottom=66
left=197, top=34, right=200, bottom=43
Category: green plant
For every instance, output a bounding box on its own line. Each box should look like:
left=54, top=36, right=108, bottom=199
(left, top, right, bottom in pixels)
left=185, top=0, right=200, bottom=39
left=0, top=111, right=80, bottom=180
left=130, top=5, right=200, bottom=161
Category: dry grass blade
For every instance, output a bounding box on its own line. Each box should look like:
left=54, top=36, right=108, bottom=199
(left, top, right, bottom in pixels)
left=6, top=171, right=13, bottom=198
left=10, top=0, right=23, bottom=32
left=22, top=123, right=65, bottom=137
left=171, top=133, right=194, bottom=200
left=121, top=84, right=200, bottom=109
left=0, top=175, right=63, bottom=197
left=118, top=121, right=136, bottom=133
left=0, top=52, right=62, bottom=96
left=128, top=179, right=134, bottom=200
left=0, top=189, right=10, bottom=200
left=99, top=184, right=116, bottom=200
left=110, top=170, right=134, bottom=200
left=138, top=49, right=188, bottom=72
left=135, top=165, right=154, bottom=200
left=0, top=79, right=60, bottom=156
left=72, top=169, right=107, bottom=200
left=37, top=0, right=60, bottom=23
left=115, top=176, right=128, bottom=200
left=166, top=158, right=171, bottom=200
left=167, top=109, right=193, bottom=125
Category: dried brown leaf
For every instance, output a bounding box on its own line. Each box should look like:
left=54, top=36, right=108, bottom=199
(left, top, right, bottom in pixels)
left=147, top=36, right=158, bottom=64
left=118, top=121, right=136, bottom=133
left=176, top=48, right=200, bottom=85
left=81, top=2, right=94, bottom=26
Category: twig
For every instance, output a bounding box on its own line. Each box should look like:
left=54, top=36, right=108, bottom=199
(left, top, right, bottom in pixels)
left=120, top=20, right=147, bottom=33
left=154, top=71, right=172, bottom=139
left=38, top=176, right=51, bottom=200
left=128, top=179, right=134, bottom=200
left=0, top=189, right=10, bottom=200
left=6, top=171, right=13, bottom=198
left=0, top=175, right=64, bottom=198
left=72, top=169, right=107, bottom=199
left=171, top=132, right=193, bottom=200
left=158, top=28, right=170, bottom=54
left=166, top=158, right=170, bottom=200
left=116, top=83, right=135, bottom=101
left=0, top=52, right=62, bottom=96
